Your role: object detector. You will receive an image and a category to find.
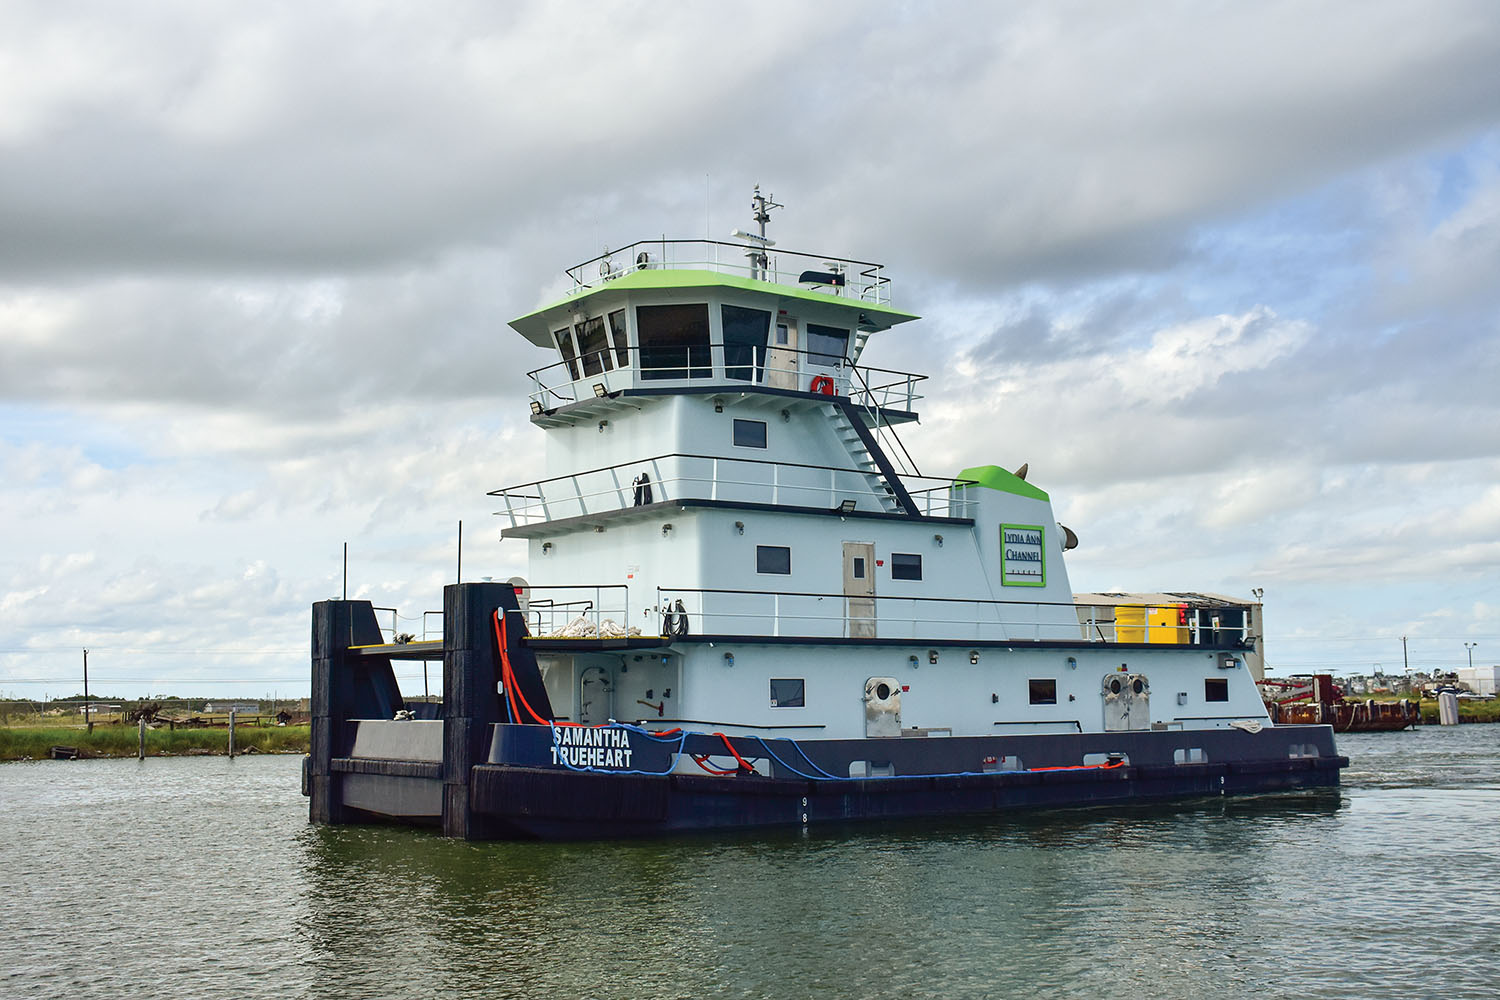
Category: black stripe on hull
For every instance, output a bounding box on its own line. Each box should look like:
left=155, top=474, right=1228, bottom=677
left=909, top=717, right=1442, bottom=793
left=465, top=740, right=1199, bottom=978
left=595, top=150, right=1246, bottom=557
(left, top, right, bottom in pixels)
left=470, top=755, right=1346, bottom=840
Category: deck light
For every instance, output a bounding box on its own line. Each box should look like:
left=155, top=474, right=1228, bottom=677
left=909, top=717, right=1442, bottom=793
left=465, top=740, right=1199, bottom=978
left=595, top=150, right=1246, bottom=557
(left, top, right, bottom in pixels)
left=723, top=652, right=734, bottom=667
left=734, top=521, right=744, bottom=534
left=908, top=655, right=919, bottom=669
left=928, top=650, right=939, bottom=664
left=541, top=542, right=552, bottom=554
left=934, top=534, right=944, bottom=546
left=593, top=383, right=608, bottom=398
left=530, top=401, right=543, bottom=415
left=837, top=499, right=857, bottom=514
left=662, top=523, right=673, bottom=536
left=1067, top=657, right=1077, bottom=670
left=969, top=651, right=979, bottom=664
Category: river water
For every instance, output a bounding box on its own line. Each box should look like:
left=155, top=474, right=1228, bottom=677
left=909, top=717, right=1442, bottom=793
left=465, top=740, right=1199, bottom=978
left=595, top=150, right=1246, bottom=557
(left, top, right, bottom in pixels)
left=1, top=725, right=1496, bottom=999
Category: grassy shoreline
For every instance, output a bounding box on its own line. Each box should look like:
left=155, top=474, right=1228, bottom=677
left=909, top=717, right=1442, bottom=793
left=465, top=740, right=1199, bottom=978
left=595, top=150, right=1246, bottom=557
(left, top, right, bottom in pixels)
left=0, top=724, right=310, bottom=761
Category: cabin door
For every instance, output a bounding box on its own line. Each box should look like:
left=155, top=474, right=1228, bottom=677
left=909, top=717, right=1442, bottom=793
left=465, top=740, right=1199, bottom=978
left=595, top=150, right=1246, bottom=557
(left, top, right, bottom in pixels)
left=578, top=664, right=612, bottom=725
left=843, top=541, right=876, bottom=639
left=767, top=318, right=799, bottom=390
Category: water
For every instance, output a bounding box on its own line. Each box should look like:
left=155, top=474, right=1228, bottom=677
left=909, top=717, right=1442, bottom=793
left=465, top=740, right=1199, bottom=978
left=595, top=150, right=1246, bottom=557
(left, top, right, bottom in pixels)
left=2, top=727, right=1497, bottom=999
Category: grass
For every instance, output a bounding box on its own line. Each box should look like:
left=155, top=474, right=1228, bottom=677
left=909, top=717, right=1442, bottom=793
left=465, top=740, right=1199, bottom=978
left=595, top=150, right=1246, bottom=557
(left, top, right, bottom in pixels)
left=0, top=724, right=310, bottom=761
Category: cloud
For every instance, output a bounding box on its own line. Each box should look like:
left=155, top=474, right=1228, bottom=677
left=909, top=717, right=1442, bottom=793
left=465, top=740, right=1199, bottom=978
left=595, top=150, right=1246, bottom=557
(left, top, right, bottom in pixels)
left=3, top=2, right=1500, bottom=694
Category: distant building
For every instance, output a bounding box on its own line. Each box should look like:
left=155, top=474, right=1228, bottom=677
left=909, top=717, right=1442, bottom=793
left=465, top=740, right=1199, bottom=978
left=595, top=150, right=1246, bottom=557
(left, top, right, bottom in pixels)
left=1457, top=666, right=1499, bottom=697
left=203, top=702, right=259, bottom=714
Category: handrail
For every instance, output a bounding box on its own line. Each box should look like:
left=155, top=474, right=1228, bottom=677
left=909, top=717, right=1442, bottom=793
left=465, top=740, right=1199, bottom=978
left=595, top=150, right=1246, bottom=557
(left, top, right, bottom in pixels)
left=563, top=238, right=893, bottom=305
left=489, top=452, right=976, bottom=524
left=489, top=450, right=956, bottom=496
left=656, top=586, right=1254, bottom=645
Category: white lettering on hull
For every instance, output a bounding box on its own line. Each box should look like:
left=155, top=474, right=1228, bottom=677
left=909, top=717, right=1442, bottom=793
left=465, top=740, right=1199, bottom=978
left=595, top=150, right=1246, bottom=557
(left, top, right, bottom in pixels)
left=549, top=726, right=636, bottom=769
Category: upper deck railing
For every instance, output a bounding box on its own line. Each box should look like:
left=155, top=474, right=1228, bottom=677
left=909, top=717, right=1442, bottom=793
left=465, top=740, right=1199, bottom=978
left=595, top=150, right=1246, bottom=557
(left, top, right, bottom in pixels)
left=527, top=344, right=926, bottom=414
left=565, top=239, right=893, bottom=306
left=491, top=453, right=975, bottom=526
left=656, top=587, right=1254, bottom=646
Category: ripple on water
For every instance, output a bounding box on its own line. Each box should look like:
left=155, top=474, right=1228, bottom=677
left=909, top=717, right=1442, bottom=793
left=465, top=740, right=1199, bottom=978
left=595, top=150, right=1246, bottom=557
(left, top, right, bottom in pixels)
left=1, top=726, right=1498, bottom=999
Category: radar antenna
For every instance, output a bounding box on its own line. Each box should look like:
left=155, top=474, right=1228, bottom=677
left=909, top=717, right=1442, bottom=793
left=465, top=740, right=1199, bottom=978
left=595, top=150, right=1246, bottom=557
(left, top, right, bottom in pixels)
left=730, top=184, right=783, bottom=280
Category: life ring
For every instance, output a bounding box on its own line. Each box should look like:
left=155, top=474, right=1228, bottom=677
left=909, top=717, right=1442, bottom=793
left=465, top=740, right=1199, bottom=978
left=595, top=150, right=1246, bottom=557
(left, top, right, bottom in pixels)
left=810, top=375, right=835, bottom=395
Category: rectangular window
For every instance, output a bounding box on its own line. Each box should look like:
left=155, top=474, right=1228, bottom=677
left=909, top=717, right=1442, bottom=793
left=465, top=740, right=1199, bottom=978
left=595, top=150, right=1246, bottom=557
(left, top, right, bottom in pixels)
left=733, top=418, right=767, bottom=449
left=574, top=315, right=612, bottom=376
left=770, top=678, right=805, bottom=708
left=852, top=557, right=866, bottom=579
left=607, top=309, right=629, bottom=369
left=1205, top=678, right=1229, bottom=702
left=722, top=305, right=771, bottom=382
left=554, top=328, right=579, bottom=380
left=637, top=303, right=712, bottom=380
left=1028, top=679, right=1057, bottom=705
left=890, top=553, right=922, bottom=580
left=756, top=545, right=791, bottom=575
left=805, top=323, right=849, bottom=366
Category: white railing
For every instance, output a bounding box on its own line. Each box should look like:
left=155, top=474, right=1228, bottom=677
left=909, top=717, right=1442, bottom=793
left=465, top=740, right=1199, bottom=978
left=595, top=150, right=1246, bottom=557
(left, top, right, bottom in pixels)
left=527, top=347, right=925, bottom=414
left=520, top=585, right=633, bottom=637
left=656, top=588, right=1253, bottom=646
left=566, top=239, right=893, bottom=306
left=490, top=453, right=976, bottom=526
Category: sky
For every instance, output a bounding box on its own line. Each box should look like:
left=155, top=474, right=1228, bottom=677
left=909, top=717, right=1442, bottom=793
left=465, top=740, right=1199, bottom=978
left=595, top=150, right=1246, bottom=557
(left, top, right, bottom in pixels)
left=2, top=0, right=1499, bottom=701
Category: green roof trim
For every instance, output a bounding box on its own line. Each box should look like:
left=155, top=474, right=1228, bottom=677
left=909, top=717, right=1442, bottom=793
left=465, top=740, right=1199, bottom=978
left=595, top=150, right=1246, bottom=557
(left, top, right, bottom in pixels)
left=510, top=268, right=920, bottom=330
left=954, top=465, right=1050, bottom=502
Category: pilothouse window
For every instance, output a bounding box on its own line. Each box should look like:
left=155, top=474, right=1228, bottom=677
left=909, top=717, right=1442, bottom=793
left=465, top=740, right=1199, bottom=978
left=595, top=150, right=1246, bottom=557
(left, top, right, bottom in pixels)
left=607, top=309, right=629, bottom=368
left=637, top=304, right=711, bottom=380
left=805, top=324, right=850, bottom=367
left=722, top=305, right=771, bottom=382
left=575, top=315, right=612, bottom=376
left=554, top=327, right=579, bottom=380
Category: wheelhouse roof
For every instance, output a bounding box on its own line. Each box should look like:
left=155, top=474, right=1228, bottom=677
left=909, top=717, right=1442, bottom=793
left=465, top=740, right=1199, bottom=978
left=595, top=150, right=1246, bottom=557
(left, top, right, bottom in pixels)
left=508, top=267, right=919, bottom=347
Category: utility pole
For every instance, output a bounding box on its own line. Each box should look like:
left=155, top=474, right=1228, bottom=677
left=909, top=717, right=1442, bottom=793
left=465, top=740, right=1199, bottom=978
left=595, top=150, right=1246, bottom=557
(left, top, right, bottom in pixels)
left=83, top=648, right=92, bottom=735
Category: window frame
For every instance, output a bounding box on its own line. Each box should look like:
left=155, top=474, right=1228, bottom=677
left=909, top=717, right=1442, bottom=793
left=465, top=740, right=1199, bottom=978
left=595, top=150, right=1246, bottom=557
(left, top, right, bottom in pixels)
left=756, top=545, right=792, bottom=575
left=769, top=678, right=806, bottom=708
left=1204, top=677, right=1229, bottom=703
left=890, top=552, right=922, bottom=581
left=732, top=418, right=767, bottom=449
left=1028, top=678, right=1058, bottom=705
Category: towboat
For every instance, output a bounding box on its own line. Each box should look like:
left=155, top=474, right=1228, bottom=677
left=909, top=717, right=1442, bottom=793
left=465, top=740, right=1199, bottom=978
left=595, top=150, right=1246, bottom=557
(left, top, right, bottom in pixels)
left=305, top=189, right=1348, bottom=839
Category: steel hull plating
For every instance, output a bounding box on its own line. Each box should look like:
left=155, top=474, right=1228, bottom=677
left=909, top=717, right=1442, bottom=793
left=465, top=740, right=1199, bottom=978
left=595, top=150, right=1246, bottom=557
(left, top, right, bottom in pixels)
left=470, top=754, right=1346, bottom=840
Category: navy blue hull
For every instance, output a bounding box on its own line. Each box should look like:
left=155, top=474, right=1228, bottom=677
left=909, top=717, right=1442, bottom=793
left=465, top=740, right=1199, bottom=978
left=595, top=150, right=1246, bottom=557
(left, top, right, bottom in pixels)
left=469, top=754, right=1346, bottom=840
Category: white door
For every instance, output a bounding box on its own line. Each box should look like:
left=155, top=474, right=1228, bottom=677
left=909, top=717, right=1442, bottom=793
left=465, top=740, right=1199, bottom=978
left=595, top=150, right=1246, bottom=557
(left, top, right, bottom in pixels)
left=844, top=541, right=876, bottom=639
left=767, top=318, right=798, bottom=390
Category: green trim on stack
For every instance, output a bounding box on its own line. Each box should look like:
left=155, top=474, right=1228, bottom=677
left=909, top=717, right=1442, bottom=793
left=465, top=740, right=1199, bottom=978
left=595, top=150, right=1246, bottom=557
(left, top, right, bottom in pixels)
left=954, top=465, right=1050, bottom=502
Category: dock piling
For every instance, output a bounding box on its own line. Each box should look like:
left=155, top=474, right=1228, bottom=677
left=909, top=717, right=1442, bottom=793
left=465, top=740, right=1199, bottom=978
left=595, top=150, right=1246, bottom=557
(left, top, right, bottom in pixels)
left=228, top=709, right=237, bottom=757
left=138, top=717, right=146, bottom=760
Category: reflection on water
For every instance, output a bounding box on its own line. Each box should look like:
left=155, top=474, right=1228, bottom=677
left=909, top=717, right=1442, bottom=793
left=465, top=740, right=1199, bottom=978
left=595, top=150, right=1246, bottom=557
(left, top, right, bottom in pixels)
left=2, top=726, right=1497, bottom=999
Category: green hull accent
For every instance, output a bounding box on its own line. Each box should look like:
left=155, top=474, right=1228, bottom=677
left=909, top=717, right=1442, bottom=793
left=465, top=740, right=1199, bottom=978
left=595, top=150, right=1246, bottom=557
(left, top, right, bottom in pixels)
left=510, top=268, right=918, bottom=343
left=954, top=465, right=1050, bottom=502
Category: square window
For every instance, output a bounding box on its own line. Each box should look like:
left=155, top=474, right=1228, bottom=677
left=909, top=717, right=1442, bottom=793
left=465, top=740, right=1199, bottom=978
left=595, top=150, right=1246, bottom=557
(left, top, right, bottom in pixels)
left=891, top=553, right=922, bottom=580
left=733, top=419, right=767, bottom=449
left=1205, top=678, right=1229, bottom=703
left=770, top=678, right=805, bottom=708
left=1028, top=679, right=1057, bottom=705
left=756, top=545, right=791, bottom=575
